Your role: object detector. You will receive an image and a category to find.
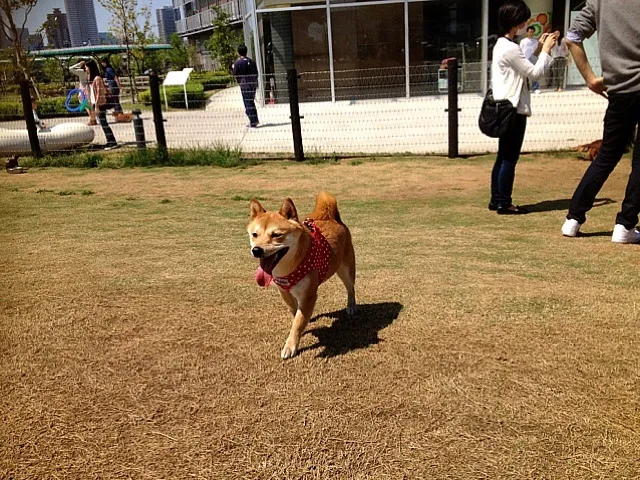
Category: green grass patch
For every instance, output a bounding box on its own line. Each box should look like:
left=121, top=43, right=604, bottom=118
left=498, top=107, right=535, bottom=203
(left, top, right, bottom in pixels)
left=18, top=147, right=262, bottom=169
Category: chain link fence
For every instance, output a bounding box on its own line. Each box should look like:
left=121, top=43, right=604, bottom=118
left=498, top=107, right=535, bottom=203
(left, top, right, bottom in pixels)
left=1, top=57, right=608, bottom=160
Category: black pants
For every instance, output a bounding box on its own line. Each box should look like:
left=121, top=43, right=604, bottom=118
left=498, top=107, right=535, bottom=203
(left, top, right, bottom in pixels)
left=97, top=106, right=117, bottom=146
left=241, top=87, right=259, bottom=126
left=549, top=58, right=566, bottom=90
left=108, top=86, right=123, bottom=113
left=567, top=91, right=640, bottom=229
left=491, top=114, right=528, bottom=208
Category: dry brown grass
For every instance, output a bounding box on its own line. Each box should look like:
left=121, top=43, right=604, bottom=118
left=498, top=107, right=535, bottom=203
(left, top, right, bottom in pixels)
left=1, top=154, right=640, bottom=479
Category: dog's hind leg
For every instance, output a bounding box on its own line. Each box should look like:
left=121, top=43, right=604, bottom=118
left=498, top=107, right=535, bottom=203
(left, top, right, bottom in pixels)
left=337, top=262, right=356, bottom=315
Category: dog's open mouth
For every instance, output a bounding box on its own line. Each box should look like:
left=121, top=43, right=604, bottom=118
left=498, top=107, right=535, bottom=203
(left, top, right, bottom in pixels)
left=256, top=247, right=289, bottom=287
left=259, top=247, right=289, bottom=274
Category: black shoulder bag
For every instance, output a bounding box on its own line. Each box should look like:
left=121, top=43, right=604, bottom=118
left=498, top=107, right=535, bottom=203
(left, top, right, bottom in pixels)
left=478, top=88, right=517, bottom=138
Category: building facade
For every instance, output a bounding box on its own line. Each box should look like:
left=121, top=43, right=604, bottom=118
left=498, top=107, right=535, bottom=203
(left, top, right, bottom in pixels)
left=45, top=8, right=71, bottom=49
left=173, top=0, right=245, bottom=70
left=28, top=33, right=45, bottom=51
left=172, top=0, right=597, bottom=102
left=157, top=6, right=177, bottom=43
left=63, top=0, right=100, bottom=47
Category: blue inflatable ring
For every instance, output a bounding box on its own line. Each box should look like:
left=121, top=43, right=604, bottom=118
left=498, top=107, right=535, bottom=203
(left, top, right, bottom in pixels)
left=65, top=88, right=88, bottom=112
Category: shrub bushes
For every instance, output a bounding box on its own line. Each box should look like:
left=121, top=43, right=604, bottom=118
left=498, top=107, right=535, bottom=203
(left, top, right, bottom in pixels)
left=190, top=71, right=233, bottom=90
left=138, top=82, right=207, bottom=108
left=0, top=95, right=86, bottom=121
left=0, top=101, right=23, bottom=121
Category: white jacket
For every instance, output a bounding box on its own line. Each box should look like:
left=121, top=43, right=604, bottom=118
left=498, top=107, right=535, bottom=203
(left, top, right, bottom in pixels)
left=491, top=37, right=553, bottom=116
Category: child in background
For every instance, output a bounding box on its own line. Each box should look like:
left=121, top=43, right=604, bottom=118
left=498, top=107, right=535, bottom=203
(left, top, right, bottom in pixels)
left=31, top=98, right=48, bottom=131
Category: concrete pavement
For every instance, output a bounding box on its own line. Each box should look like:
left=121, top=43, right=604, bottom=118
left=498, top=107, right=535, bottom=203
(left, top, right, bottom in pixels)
left=1, top=86, right=607, bottom=156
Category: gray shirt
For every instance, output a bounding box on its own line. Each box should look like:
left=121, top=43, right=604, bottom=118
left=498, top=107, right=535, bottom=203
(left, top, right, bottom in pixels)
left=568, top=0, right=640, bottom=94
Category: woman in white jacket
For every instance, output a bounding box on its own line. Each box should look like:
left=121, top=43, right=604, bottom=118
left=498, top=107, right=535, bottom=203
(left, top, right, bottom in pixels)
left=489, top=1, right=558, bottom=215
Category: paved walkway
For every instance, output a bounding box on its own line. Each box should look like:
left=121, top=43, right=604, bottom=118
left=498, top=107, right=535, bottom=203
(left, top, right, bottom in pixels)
left=2, top=86, right=607, bottom=156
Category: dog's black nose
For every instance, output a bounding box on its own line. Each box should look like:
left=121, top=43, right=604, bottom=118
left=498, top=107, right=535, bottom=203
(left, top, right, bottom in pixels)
left=252, top=246, right=264, bottom=258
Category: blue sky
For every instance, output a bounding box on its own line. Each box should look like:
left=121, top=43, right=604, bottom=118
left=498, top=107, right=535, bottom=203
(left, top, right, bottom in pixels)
left=20, top=0, right=171, bottom=36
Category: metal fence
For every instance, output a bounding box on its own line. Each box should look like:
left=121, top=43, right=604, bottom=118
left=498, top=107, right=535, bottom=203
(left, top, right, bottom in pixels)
left=0, top=57, right=609, bottom=160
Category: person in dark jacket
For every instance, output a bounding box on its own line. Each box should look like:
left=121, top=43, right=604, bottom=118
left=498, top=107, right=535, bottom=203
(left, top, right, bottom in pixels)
left=232, top=45, right=259, bottom=128
left=100, top=57, right=123, bottom=114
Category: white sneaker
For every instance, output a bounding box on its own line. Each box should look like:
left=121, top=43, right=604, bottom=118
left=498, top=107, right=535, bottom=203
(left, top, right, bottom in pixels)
left=562, top=219, right=582, bottom=237
left=611, top=224, right=640, bottom=244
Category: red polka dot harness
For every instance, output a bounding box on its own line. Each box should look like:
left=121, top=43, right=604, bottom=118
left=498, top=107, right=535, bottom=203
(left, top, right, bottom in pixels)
left=273, top=219, right=331, bottom=292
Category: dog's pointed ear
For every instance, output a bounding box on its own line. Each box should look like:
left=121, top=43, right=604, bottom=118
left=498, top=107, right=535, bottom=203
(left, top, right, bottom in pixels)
left=279, top=198, right=299, bottom=222
left=249, top=198, right=266, bottom=220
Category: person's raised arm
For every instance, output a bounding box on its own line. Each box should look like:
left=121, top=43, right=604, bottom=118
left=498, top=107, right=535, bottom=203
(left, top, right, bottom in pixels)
left=533, top=33, right=549, bottom=57
left=506, top=32, right=558, bottom=81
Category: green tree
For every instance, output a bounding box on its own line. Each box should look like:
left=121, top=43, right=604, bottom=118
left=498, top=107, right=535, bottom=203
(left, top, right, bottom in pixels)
left=98, top=0, right=152, bottom=101
left=0, top=0, right=38, bottom=84
left=129, top=4, right=154, bottom=75
left=41, top=58, right=63, bottom=83
left=166, top=33, right=190, bottom=70
left=204, top=6, right=242, bottom=73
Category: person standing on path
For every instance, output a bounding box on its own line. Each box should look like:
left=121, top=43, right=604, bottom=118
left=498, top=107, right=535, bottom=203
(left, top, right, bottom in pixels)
left=101, top=57, right=123, bottom=114
left=232, top=45, right=259, bottom=128
left=70, top=59, right=96, bottom=125
left=549, top=33, right=569, bottom=92
left=85, top=60, right=119, bottom=150
left=560, top=0, right=640, bottom=243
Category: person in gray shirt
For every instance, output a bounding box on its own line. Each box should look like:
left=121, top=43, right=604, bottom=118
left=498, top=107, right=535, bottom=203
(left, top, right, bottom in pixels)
left=561, top=0, right=640, bottom=243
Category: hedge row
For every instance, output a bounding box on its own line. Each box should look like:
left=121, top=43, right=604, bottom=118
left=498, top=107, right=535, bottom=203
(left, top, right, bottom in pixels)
left=138, top=82, right=207, bottom=108
left=190, top=72, right=233, bottom=91
left=0, top=96, right=85, bottom=121
left=1, top=73, right=233, bottom=119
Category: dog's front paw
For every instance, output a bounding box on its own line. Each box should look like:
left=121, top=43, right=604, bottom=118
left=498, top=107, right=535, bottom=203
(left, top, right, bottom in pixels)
left=281, top=340, right=298, bottom=360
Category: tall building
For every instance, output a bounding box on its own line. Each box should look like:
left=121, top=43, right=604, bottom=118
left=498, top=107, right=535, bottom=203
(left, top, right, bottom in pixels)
left=98, top=32, right=117, bottom=45
left=45, top=8, right=71, bottom=48
left=27, top=32, right=44, bottom=51
left=156, top=6, right=176, bottom=44
left=63, top=0, right=99, bottom=47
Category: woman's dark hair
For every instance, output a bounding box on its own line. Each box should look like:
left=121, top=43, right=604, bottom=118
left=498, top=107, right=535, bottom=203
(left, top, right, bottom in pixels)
left=101, top=57, right=111, bottom=67
left=86, top=59, right=101, bottom=81
left=498, top=1, right=531, bottom=35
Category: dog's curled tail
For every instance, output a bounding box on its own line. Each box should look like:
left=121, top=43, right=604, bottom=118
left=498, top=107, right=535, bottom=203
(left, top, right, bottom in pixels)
left=311, top=191, right=343, bottom=224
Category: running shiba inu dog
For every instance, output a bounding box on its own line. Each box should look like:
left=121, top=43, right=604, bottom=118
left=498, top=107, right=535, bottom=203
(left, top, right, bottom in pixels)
left=247, top=192, right=356, bottom=359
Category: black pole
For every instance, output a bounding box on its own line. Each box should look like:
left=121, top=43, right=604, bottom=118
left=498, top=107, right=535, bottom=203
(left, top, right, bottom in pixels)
left=447, top=58, right=459, bottom=159
left=20, top=80, right=41, bottom=157
left=132, top=109, right=146, bottom=149
left=149, top=73, right=167, bottom=151
left=287, top=69, right=305, bottom=162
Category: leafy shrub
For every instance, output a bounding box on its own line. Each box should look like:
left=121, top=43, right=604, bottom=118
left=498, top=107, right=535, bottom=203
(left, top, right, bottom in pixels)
left=0, top=95, right=85, bottom=121
left=0, top=101, right=23, bottom=121
left=38, top=83, right=67, bottom=97
left=190, top=72, right=233, bottom=90
left=138, top=82, right=206, bottom=109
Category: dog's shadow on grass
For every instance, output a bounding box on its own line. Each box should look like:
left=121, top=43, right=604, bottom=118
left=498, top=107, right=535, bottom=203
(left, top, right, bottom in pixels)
left=301, top=302, right=403, bottom=358
left=520, top=197, right=616, bottom=213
